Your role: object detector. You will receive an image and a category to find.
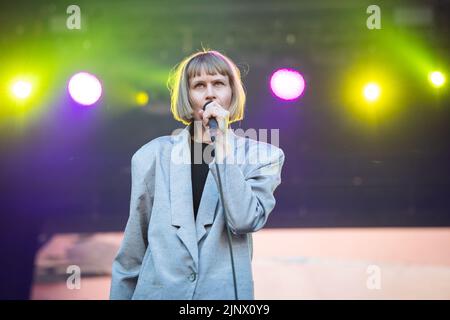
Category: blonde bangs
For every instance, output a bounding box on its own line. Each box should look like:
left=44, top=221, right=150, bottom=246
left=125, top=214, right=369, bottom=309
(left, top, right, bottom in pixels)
left=186, top=54, right=230, bottom=79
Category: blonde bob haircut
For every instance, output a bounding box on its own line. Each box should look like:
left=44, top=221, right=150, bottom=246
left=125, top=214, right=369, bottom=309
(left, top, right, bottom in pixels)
left=168, top=50, right=246, bottom=125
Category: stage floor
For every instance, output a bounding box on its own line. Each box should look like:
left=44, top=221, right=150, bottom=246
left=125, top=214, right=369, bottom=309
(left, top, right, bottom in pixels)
left=31, top=228, right=450, bottom=299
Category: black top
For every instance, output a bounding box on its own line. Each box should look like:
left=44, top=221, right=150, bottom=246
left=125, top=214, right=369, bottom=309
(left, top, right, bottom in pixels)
left=189, top=124, right=214, bottom=220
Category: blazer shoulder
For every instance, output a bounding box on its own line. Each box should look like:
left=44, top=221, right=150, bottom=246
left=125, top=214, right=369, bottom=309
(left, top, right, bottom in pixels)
left=241, top=135, right=285, bottom=162
left=131, top=135, right=172, bottom=165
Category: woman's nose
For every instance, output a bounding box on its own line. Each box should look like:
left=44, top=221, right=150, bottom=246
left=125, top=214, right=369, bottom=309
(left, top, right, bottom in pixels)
left=205, top=85, right=216, bottom=100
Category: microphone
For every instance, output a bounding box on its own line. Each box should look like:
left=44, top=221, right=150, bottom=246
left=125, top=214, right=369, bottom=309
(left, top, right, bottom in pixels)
left=202, top=101, right=218, bottom=142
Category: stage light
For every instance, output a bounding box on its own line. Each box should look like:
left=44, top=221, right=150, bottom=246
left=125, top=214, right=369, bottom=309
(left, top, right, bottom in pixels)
left=135, top=91, right=149, bottom=106
left=429, top=71, right=445, bottom=88
left=363, top=83, right=381, bottom=102
left=270, top=68, right=305, bottom=101
left=11, top=80, right=32, bottom=100
left=68, top=72, right=102, bottom=106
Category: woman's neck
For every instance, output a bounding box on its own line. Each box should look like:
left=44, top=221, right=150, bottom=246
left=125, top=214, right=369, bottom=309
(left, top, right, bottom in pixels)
left=190, top=122, right=212, bottom=144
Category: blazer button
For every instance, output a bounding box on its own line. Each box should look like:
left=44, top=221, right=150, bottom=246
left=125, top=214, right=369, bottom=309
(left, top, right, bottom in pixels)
left=188, top=272, right=196, bottom=282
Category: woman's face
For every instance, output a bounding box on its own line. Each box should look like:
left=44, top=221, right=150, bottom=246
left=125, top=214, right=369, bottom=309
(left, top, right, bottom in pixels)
left=189, top=71, right=232, bottom=122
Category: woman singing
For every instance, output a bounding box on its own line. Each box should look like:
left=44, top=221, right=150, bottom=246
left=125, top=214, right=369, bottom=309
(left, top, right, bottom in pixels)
left=110, top=50, right=285, bottom=300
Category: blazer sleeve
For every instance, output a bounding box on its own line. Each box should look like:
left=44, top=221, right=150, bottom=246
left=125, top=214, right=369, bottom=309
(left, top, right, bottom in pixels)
left=110, top=150, right=154, bottom=300
left=208, top=143, right=285, bottom=235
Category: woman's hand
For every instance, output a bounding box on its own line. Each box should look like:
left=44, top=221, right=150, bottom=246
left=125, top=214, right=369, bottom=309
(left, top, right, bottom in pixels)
left=199, top=102, right=232, bottom=162
left=198, top=101, right=230, bottom=137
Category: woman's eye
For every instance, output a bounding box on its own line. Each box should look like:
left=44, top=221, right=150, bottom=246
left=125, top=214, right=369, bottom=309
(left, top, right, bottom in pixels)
left=195, top=83, right=204, bottom=88
left=215, top=82, right=224, bottom=86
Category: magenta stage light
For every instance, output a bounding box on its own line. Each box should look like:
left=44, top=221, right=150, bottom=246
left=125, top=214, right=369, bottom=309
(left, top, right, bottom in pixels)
left=270, top=68, right=305, bottom=101
left=68, top=72, right=102, bottom=106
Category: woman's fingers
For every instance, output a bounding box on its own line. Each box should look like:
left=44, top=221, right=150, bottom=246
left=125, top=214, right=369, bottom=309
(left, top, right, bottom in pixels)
left=204, top=103, right=227, bottom=119
left=201, top=106, right=216, bottom=127
left=200, top=102, right=229, bottom=131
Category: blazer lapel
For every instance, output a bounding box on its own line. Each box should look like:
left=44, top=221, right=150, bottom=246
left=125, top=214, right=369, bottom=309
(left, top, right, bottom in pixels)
left=195, top=130, right=239, bottom=243
left=170, top=126, right=199, bottom=269
left=169, top=126, right=240, bottom=266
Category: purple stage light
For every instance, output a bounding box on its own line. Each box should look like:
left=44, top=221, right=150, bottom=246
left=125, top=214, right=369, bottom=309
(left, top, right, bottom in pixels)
left=270, top=68, right=305, bottom=101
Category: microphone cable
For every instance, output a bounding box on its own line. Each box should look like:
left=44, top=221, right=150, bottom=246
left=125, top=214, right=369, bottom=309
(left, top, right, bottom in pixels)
left=203, top=101, right=238, bottom=300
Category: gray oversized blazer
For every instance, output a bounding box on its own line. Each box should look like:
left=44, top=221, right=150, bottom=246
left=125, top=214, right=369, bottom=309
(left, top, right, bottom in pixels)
left=110, top=125, right=285, bottom=300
